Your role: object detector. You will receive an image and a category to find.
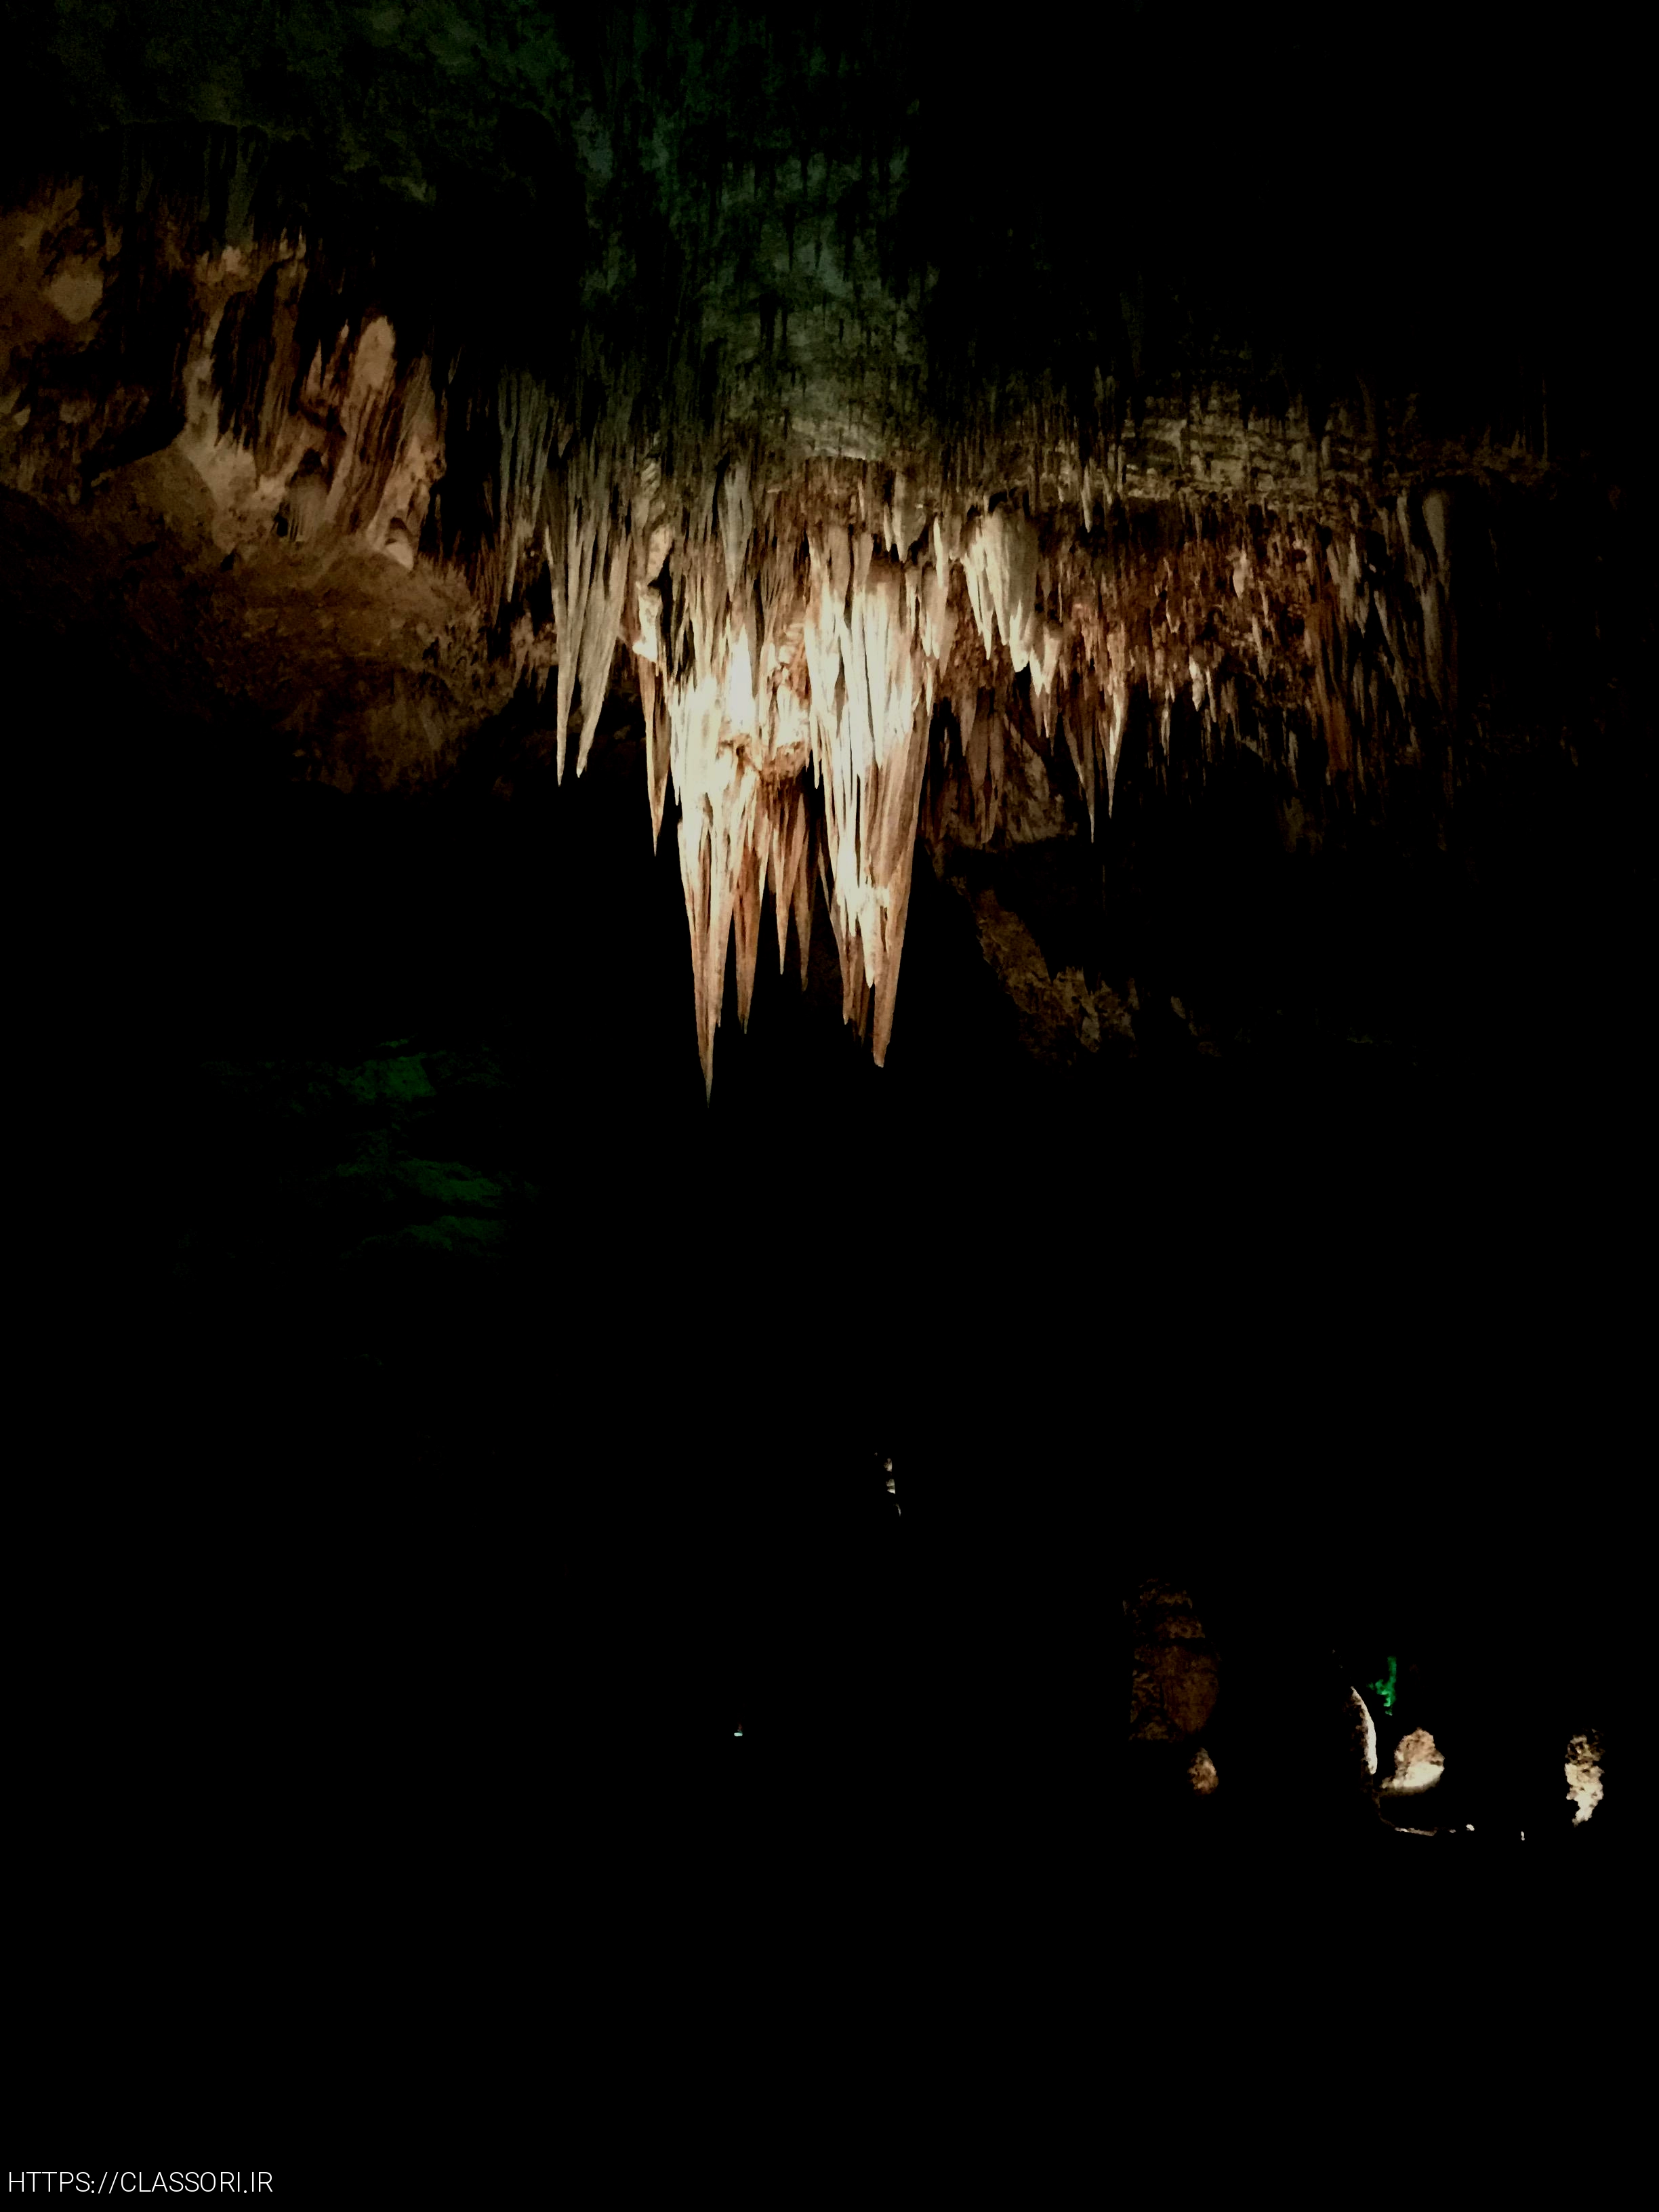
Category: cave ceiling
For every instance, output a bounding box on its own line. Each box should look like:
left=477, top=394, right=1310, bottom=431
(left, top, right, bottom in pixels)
left=1, top=3, right=1645, bottom=1095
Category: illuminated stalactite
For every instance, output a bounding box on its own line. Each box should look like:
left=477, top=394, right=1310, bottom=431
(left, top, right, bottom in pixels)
left=0, top=191, right=1565, bottom=1095
left=586, top=449, right=1471, bottom=1091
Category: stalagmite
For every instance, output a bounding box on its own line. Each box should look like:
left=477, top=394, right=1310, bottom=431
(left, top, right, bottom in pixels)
left=1379, top=1727, right=1446, bottom=1797
left=1563, top=1729, right=1603, bottom=1826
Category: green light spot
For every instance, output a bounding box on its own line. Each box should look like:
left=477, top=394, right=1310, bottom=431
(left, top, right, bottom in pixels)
left=1368, top=1656, right=1398, bottom=1715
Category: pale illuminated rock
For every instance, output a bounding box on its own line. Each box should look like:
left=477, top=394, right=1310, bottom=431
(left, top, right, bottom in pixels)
left=1563, top=1729, right=1604, bottom=1826
left=1347, top=1686, right=1378, bottom=1779
left=1378, top=1726, right=1446, bottom=1797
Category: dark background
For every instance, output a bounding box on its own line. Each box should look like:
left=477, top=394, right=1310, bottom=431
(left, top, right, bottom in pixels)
left=2, top=34, right=1643, bottom=2144
left=8, top=445, right=1643, bottom=1793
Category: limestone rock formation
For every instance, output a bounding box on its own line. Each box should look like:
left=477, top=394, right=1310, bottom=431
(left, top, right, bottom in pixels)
left=3, top=5, right=1643, bottom=1095
left=1563, top=1730, right=1605, bottom=1828
left=0, top=29, right=1645, bottom=1826
left=956, top=885, right=1136, bottom=1067
left=1379, top=1725, right=1448, bottom=1799
left=0, top=186, right=1512, bottom=1091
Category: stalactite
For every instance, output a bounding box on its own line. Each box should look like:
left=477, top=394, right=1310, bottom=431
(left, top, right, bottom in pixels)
left=0, top=184, right=1508, bottom=1100
left=498, top=369, right=564, bottom=614
left=583, top=441, right=1477, bottom=1091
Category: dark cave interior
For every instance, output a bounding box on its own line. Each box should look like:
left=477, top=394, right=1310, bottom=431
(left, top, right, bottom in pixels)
left=3, top=12, right=1645, bottom=2055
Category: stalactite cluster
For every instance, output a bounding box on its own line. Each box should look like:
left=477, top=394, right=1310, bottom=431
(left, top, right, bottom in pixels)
left=501, top=426, right=1467, bottom=1091
left=0, top=173, right=1618, bottom=1094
